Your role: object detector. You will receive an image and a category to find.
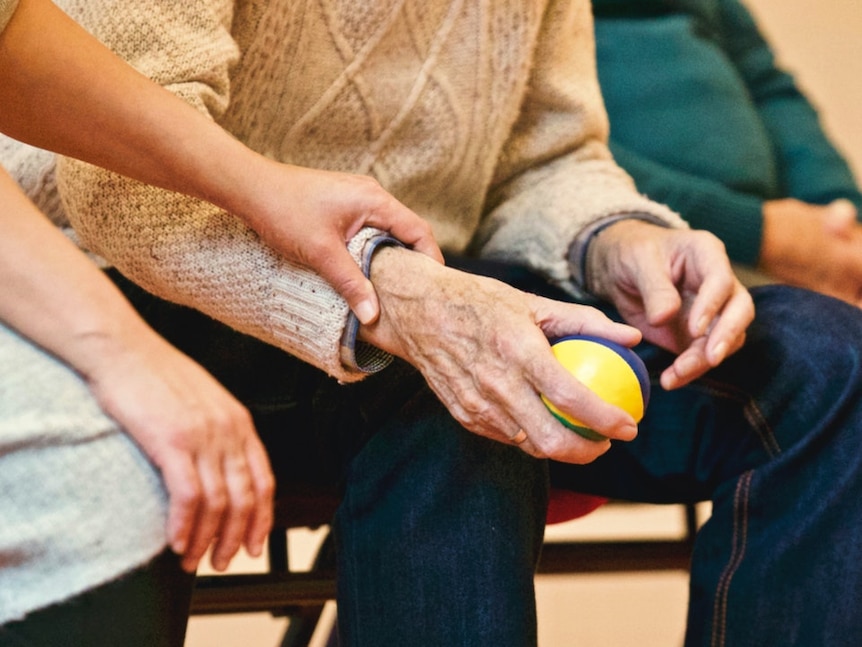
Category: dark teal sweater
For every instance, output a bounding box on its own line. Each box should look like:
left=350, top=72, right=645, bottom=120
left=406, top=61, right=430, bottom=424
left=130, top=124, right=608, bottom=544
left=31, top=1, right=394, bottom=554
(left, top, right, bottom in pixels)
left=592, top=0, right=862, bottom=265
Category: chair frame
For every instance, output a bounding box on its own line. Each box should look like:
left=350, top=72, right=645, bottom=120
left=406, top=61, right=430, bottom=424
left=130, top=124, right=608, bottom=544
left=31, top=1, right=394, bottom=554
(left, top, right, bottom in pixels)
left=190, top=496, right=698, bottom=645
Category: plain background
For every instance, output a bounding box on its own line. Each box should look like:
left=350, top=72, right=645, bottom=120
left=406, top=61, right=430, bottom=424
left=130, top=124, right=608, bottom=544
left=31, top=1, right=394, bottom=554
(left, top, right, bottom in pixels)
left=185, top=1, right=862, bottom=644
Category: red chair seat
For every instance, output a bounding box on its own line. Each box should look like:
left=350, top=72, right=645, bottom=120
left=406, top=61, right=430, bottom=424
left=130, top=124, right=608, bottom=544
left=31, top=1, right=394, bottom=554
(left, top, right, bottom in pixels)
left=546, top=490, right=609, bottom=525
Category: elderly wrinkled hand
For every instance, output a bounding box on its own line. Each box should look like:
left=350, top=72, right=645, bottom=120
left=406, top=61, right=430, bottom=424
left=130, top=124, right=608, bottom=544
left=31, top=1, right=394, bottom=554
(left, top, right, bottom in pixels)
left=358, top=246, right=645, bottom=463
left=762, top=198, right=862, bottom=307
left=584, top=219, right=754, bottom=390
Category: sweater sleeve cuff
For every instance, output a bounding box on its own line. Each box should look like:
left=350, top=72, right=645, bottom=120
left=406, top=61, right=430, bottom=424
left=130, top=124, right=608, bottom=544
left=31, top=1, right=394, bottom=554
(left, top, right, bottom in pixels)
left=0, top=0, right=19, bottom=34
left=339, top=231, right=404, bottom=375
left=567, top=212, right=671, bottom=294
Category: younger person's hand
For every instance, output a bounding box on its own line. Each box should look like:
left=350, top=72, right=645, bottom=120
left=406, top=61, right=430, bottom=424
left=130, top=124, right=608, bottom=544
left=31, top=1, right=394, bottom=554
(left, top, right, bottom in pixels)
left=235, top=163, right=443, bottom=325
left=82, top=326, right=275, bottom=573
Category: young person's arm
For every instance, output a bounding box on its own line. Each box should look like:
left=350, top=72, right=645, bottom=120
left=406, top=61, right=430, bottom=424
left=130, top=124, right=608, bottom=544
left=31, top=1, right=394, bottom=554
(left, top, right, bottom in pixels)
left=0, top=167, right=274, bottom=572
left=0, top=0, right=440, bottom=324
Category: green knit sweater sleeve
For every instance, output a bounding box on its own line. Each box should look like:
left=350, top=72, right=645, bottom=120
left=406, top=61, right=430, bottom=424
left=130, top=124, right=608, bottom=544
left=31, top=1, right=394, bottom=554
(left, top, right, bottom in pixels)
left=609, top=140, right=764, bottom=265
left=594, top=0, right=862, bottom=268
left=717, top=0, right=862, bottom=212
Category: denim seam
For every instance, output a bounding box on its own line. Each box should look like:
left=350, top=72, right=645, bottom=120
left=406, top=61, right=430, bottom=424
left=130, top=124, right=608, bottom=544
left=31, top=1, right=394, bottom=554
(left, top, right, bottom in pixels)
left=695, top=376, right=780, bottom=647
left=697, top=378, right=782, bottom=457
left=711, top=470, right=753, bottom=647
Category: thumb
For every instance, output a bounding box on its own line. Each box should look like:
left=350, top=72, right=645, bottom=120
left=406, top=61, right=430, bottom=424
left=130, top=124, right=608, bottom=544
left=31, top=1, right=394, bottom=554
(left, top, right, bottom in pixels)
left=317, top=249, right=381, bottom=325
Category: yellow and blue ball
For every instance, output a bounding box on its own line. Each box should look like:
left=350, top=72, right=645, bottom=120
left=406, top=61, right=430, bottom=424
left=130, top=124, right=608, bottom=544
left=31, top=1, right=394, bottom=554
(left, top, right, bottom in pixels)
left=542, top=334, right=650, bottom=441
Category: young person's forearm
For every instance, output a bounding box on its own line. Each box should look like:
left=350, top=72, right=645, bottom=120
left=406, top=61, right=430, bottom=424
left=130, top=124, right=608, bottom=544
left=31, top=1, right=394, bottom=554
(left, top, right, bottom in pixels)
left=0, top=0, right=267, bottom=218
left=0, top=169, right=154, bottom=377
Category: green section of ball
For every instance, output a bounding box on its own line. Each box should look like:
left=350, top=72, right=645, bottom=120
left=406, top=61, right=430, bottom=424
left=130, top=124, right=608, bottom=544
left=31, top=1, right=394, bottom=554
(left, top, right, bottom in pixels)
left=548, top=410, right=608, bottom=442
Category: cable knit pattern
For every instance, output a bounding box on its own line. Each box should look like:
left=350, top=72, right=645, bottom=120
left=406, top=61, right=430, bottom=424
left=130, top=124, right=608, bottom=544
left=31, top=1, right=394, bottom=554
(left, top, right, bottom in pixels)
left=40, top=0, right=687, bottom=382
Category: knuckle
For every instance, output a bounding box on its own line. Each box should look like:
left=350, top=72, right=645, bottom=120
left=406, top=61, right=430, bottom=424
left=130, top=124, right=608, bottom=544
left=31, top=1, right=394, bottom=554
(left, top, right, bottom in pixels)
left=205, top=490, right=229, bottom=514
left=345, top=173, right=385, bottom=202
left=162, top=423, right=196, bottom=451
left=351, top=173, right=382, bottom=191
left=693, top=228, right=725, bottom=252
left=231, top=402, right=254, bottom=427
left=174, top=482, right=202, bottom=508
left=210, top=405, right=253, bottom=440
left=541, top=383, right=582, bottom=419
left=534, top=433, right=565, bottom=458
left=458, top=389, right=491, bottom=418
left=257, top=471, right=276, bottom=500
left=232, top=490, right=255, bottom=516
left=206, top=409, right=233, bottom=433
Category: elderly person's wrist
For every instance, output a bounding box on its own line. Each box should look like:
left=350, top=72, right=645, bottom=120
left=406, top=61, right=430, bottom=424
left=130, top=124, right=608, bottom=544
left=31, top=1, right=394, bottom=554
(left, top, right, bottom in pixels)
left=568, top=213, right=672, bottom=295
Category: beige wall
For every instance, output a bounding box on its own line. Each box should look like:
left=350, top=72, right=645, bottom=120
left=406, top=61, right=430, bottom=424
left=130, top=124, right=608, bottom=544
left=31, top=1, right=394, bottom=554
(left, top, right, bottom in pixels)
left=745, top=0, right=862, bottom=179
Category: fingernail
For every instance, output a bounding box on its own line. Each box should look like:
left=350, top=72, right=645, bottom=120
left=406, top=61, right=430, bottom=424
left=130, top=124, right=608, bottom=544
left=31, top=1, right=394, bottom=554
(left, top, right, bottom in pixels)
left=619, top=423, right=638, bottom=440
left=660, top=371, right=676, bottom=391
left=354, top=300, right=375, bottom=325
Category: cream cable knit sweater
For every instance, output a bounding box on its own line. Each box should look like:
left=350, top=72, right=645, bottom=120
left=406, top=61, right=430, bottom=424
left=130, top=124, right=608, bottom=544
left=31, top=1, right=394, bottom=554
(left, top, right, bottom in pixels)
left=0, top=0, right=16, bottom=32
left=28, top=0, right=685, bottom=383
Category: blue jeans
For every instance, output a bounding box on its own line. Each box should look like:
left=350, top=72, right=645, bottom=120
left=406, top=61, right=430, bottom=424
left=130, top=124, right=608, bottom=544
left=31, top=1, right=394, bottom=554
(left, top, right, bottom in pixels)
left=551, top=284, right=862, bottom=646
left=112, top=267, right=862, bottom=646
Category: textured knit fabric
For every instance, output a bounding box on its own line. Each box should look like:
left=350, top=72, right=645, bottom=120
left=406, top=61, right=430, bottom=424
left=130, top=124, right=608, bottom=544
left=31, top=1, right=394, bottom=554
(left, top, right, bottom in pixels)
left=0, top=323, right=168, bottom=625
left=0, top=0, right=17, bottom=34
left=592, top=0, right=862, bottom=266
left=7, top=0, right=687, bottom=384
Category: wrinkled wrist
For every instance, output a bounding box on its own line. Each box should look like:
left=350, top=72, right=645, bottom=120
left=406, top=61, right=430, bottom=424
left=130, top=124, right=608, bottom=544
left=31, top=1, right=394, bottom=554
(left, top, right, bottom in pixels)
left=568, top=213, right=670, bottom=294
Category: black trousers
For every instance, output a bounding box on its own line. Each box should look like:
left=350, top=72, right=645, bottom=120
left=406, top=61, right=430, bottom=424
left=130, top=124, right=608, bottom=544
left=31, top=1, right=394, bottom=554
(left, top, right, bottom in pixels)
left=0, top=549, right=193, bottom=647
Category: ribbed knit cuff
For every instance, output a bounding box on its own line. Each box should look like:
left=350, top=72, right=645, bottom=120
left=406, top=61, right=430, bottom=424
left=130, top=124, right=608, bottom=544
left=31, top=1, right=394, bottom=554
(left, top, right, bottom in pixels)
left=267, top=228, right=400, bottom=383
left=339, top=232, right=404, bottom=375
left=567, top=212, right=671, bottom=294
